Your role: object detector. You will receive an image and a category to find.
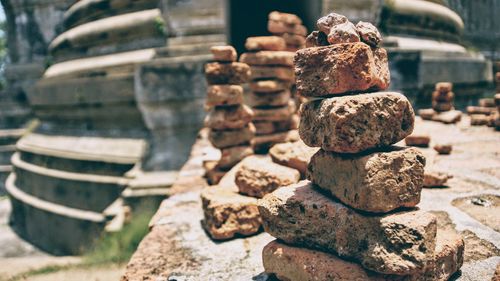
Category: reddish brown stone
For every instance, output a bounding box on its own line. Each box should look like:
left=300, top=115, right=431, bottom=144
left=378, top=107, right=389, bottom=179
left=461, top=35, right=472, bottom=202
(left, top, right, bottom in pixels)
left=268, top=11, right=302, bottom=25
left=269, top=141, right=319, bottom=177
left=432, top=101, right=453, bottom=112
left=218, top=145, right=254, bottom=169
left=281, top=33, right=306, bottom=47
left=205, top=62, right=251, bottom=85
left=245, top=36, right=286, bottom=51
left=424, top=171, right=453, bottom=188
left=405, top=134, right=431, bottom=147
left=208, top=123, right=255, bottom=149
left=432, top=91, right=454, bottom=102
left=253, top=130, right=300, bottom=152
left=434, top=144, right=452, bottom=155
left=250, top=66, right=295, bottom=81
left=253, top=117, right=297, bottom=136
left=204, top=105, right=254, bottom=130
left=435, top=82, right=453, bottom=93
left=204, top=161, right=226, bottom=185
left=419, top=108, right=436, bottom=120
left=470, top=114, right=489, bottom=126
left=268, top=20, right=307, bottom=36
left=205, top=85, right=244, bottom=107
left=295, top=43, right=390, bottom=97
left=299, top=92, right=414, bottom=153
left=253, top=101, right=296, bottom=122
left=210, top=46, right=237, bottom=62
left=479, top=98, right=496, bottom=108
left=246, top=90, right=291, bottom=107
left=305, top=31, right=329, bottom=48
left=467, top=106, right=496, bottom=115
left=432, top=110, right=462, bottom=124
left=249, top=80, right=291, bottom=93
left=240, top=51, right=294, bottom=66
left=356, top=21, right=382, bottom=47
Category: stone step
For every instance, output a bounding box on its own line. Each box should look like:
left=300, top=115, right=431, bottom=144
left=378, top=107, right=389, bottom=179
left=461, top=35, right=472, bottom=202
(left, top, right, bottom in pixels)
left=5, top=173, right=109, bottom=255
left=12, top=153, right=128, bottom=212
left=51, top=9, right=166, bottom=63
left=63, top=0, right=158, bottom=30
left=16, top=133, right=144, bottom=174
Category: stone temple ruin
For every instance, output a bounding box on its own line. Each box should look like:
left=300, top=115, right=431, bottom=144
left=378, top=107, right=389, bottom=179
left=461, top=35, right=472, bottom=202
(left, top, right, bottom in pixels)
left=0, top=0, right=498, bottom=278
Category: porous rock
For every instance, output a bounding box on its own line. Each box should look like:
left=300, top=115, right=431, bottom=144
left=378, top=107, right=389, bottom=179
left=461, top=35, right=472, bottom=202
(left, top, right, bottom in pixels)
left=305, top=31, right=329, bottom=48
left=356, top=21, right=382, bottom=47
left=206, top=85, right=244, bottom=107
left=269, top=141, right=319, bottom=176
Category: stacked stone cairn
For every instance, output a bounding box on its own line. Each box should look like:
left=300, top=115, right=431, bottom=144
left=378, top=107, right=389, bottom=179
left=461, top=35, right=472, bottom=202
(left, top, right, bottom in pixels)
left=259, top=13, right=464, bottom=280
left=240, top=36, right=299, bottom=153
left=419, top=82, right=462, bottom=124
left=267, top=11, right=307, bottom=52
left=466, top=73, right=500, bottom=129
left=204, top=46, right=255, bottom=184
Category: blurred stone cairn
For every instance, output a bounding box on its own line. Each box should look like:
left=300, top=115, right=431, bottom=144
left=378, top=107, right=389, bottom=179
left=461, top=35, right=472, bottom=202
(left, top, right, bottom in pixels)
left=267, top=11, right=307, bottom=52
left=419, top=82, right=462, bottom=124
left=463, top=73, right=500, bottom=129
left=258, top=13, right=465, bottom=280
left=203, top=46, right=255, bottom=185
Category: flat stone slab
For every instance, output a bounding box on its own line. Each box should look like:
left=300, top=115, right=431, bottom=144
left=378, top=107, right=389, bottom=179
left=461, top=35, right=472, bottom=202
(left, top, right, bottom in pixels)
left=206, top=85, right=244, bottom=107
left=208, top=124, right=255, bottom=149
left=240, top=51, right=294, bottom=66
left=250, top=66, right=294, bottom=81
left=253, top=101, right=296, bottom=122
left=246, top=90, right=291, bottom=107
left=245, top=36, right=286, bottom=51
left=269, top=141, right=318, bottom=176
left=204, top=105, right=254, bottom=130
left=299, top=92, right=414, bottom=153
left=259, top=181, right=437, bottom=275
left=210, top=46, right=237, bottom=62
left=295, top=42, right=389, bottom=97
left=201, top=186, right=261, bottom=240
left=218, top=145, right=254, bottom=170
left=205, top=62, right=251, bottom=85
left=235, top=157, right=300, bottom=198
left=249, top=80, right=291, bottom=93
left=307, top=147, right=425, bottom=213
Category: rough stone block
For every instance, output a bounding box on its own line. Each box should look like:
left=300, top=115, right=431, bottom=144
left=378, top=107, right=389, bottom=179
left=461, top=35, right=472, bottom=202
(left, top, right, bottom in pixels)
left=210, top=46, right=237, bottom=62
left=253, top=101, right=296, bottom=122
left=435, top=82, right=452, bottom=93
left=305, top=31, right=328, bottom=48
left=219, top=145, right=254, bottom=169
left=424, top=171, right=453, bottom=188
left=356, top=21, right=382, bottom=47
left=295, top=43, right=390, bottom=97
left=307, top=147, right=425, bottom=213
left=245, top=36, right=286, bottom=51
left=201, top=186, right=261, bottom=240
left=206, top=85, right=244, bottom=107
left=249, top=80, right=291, bottom=93
left=254, top=116, right=298, bottom=135
left=258, top=181, right=437, bottom=275
left=405, top=135, right=431, bottom=147
left=263, top=231, right=463, bottom=281
left=205, top=62, right=251, bottom=85
left=235, top=158, right=300, bottom=198
left=208, top=123, right=255, bottom=149
left=240, top=51, right=294, bottom=66
left=299, top=92, right=414, bottom=153
left=326, top=21, right=360, bottom=45
left=246, top=90, right=291, bottom=107
left=269, top=141, right=318, bottom=176
left=204, top=105, right=254, bottom=130
left=433, top=144, right=452, bottom=155
left=250, top=66, right=295, bottom=81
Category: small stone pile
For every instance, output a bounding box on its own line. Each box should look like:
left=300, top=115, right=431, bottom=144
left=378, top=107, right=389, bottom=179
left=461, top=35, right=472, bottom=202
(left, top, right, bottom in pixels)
left=240, top=36, right=299, bottom=153
left=203, top=46, right=254, bottom=184
left=419, top=82, right=462, bottom=124
left=465, top=74, right=500, bottom=129
left=259, top=13, right=464, bottom=280
left=267, top=11, right=307, bottom=52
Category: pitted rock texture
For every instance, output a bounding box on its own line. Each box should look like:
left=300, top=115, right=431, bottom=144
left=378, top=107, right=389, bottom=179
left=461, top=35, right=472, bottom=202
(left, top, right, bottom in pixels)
left=269, top=141, right=319, bottom=176
left=235, top=158, right=300, bottom=198
left=204, top=105, right=254, bottom=130
left=326, top=21, right=360, bottom=45
left=246, top=90, right=291, bottom=107
left=253, top=101, right=296, bottom=122
left=208, top=123, right=255, bottom=149
left=356, top=21, right=382, bottom=47
left=218, top=145, right=254, bottom=169
left=307, top=147, right=426, bottom=213
left=316, top=12, right=348, bottom=36
left=201, top=187, right=262, bottom=240
left=263, top=231, right=463, bottom=281
left=299, top=92, right=414, bottom=153
left=240, top=51, right=294, bottom=66
left=305, top=31, right=329, bottom=48
left=206, top=85, right=244, bottom=107
left=210, top=46, right=237, bottom=62
left=258, top=181, right=437, bottom=275
left=245, top=36, right=286, bottom=51
left=205, top=62, right=251, bottom=85
left=249, top=80, right=291, bottom=93
left=295, top=43, right=390, bottom=97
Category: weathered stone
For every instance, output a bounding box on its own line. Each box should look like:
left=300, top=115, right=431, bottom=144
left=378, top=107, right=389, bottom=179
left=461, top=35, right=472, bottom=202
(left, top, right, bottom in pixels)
left=419, top=108, right=436, bottom=120
left=316, top=12, right=348, bottom=36
left=245, top=36, right=286, bottom=51
left=432, top=101, right=453, bottom=112
left=467, top=106, right=496, bottom=115
left=240, top=51, right=294, bottom=66
left=268, top=21, right=307, bottom=37
left=308, top=147, right=425, bottom=213
left=356, top=21, right=382, bottom=47
left=479, top=98, right=496, bottom=108
left=218, top=145, right=254, bottom=169
left=249, top=80, right=291, bottom=93
left=305, top=31, right=329, bottom=48
left=470, top=114, right=489, bottom=126
left=405, top=134, right=431, bottom=147
left=299, top=92, right=414, bottom=153
left=295, top=43, right=390, bottom=97
left=258, top=181, right=437, bottom=275
left=204, top=105, right=254, bottom=130
left=205, top=62, right=251, bottom=85
left=424, top=171, right=453, bottom=188
left=431, top=110, right=462, bottom=124
left=206, top=85, right=244, bottom=107
left=269, top=141, right=318, bottom=176
left=433, top=144, right=452, bottom=155
left=246, top=90, right=291, bottom=107
left=327, top=21, right=360, bottom=45
left=253, top=130, right=300, bottom=153
left=263, top=231, right=463, bottom=281
left=281, top=33, right=306, bottom=47
left=201, top=186, right=261, bottom=240
left=250, top=66, right=295, bottom=81
left=208, top=124, right=255, bottom=149
left=210, top=46, right=237, bottom=62
left=253, top=101, right=296, bottom=122
left=235, top=158, right=300, bottom=198
left=268, top=11, right=302, bottom=26
left=254, top=116, right=298, bottom=135
left=435, top=82, right=453, bottom=93
left=432, top=91, right=454, bottom=102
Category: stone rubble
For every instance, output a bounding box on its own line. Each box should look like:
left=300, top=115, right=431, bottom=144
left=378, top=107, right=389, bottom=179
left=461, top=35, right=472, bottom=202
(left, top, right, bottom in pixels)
left=203, top=46, right=255, bottom=184
left=259, top=13, right=463, bottom=281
